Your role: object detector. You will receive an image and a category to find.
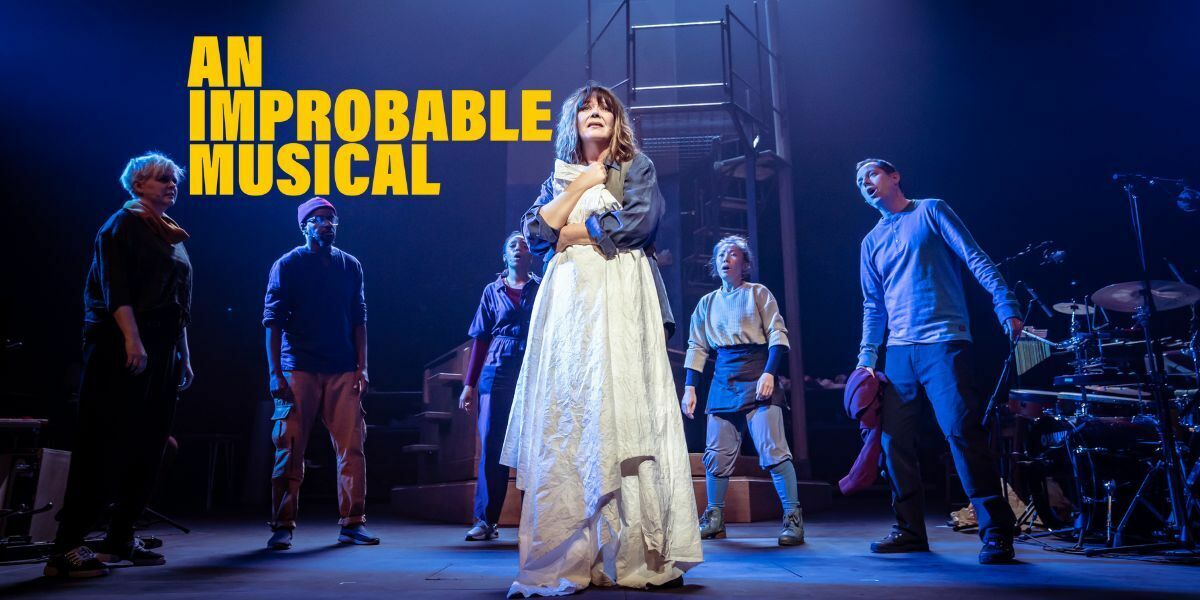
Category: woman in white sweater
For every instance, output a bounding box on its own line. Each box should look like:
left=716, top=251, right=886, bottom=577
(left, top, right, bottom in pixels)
left=681, top=235, right=803, bottom=546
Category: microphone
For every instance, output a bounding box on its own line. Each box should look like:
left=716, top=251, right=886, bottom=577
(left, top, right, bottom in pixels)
left=1019, top=281, right=1054, bottom=319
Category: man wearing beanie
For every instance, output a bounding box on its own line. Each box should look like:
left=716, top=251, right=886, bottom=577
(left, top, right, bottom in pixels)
left=261, top=197, right=379, bottom=549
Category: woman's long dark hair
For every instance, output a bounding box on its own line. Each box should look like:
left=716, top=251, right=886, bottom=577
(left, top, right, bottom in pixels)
left=554, top=83, right=637, bottom=165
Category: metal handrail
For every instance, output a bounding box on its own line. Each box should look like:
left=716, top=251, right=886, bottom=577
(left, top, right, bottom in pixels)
left=587, top=1, right=782, bottom=139
left=727, top=7, right=781, bottom=61
left=587, top=0, right=628, bottom=52
left=630, top=101, right=729, bottom=111
left=631, top=20, right=721, bottom=30
left=634, top=82, right=725, bottom=92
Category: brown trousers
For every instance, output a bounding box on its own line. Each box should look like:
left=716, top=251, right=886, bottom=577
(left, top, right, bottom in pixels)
left=270, top=371, right=367, bottom=529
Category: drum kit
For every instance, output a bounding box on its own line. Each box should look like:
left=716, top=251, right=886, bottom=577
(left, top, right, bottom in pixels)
left=1005, top=277, right=1200, bottom=553
left=992, top=173, right=1200, bottom=556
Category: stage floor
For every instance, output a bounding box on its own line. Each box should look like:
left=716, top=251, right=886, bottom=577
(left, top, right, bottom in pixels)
left=1, top=500, right=1196, bottom=598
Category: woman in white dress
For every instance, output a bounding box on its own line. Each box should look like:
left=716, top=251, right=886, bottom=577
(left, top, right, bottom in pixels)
left=500, top=83, right=702, bottom=597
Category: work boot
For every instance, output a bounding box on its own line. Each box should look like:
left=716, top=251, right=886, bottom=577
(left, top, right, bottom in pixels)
left=698, top=506, right=726, bottom=539
left=778, top=507, right=805, bottom=546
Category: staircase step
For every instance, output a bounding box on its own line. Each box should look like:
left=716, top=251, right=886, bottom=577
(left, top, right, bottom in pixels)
left=416, top=411, right=453, bottom=422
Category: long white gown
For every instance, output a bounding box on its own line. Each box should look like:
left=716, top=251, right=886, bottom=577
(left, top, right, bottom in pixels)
left=500, top=160, right=702, bottom=597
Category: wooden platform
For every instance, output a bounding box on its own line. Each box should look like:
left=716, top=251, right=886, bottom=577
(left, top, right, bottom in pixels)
left=391, top=478, right=523, bottom=526
left=391, top=453, right=832, bottom=525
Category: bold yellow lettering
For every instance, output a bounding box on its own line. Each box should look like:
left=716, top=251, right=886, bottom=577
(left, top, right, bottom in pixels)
left=375, top=90, right=410, bottom=142
left=189, top=90, right=206, bottom=141
left=187, top=36, right=223, bottom=87
left=296, top=90, right=332, bottom=142
left=522, top=89, right=553, bottom=142
left=334, top=90, right=371, bottom=143
left=450, top=90, right=486, bottom=142
left=225, top=36, right=262, bottom=87
left=278, top=143, right=311, bottom=196
left=208, top=90, right=255, bottom=141
left=334, top=144, right=370, bottom=196
left=371, top=144, right=408, bottom=195
left=410, top=144, right=440, bottom=195
left=489, top=90, right=519, bottom=141
left=188, top=144, right=234, bottom=195
left=411, top=90, right=449, bottom=142
left=313, top=144, right=331, bottom=195
left=259, top=90, right=294, bottom=142
left=238, top=144, right=274, bottom=196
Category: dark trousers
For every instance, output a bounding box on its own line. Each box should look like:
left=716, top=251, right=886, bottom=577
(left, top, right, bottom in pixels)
left=473, top=386, right=515, bottom=525
left=54, top=326, right=180, bottom=552
left=881, top=341, right=1014, bottom=541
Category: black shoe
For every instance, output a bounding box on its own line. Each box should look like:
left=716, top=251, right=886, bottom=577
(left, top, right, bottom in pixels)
left=978, top=535, right=1016, bottom=564
left=647, top=576, right=684, bottom=590
left=338, top=523, right=380, bottom=545
left=43, top=546, right=109, bottom=578
left=95, top=537, right=165, bottom=566
left=869, top=530, right=930, bottom=553
left=268, top=527, right=294, bottom=550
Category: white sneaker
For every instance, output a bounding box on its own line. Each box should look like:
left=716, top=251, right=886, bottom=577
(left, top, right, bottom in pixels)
left=464, top=519, right=498, bottom=541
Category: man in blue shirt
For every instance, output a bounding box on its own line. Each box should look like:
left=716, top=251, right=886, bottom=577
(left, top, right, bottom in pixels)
left=262, top=197, right=379, bottom=550
left=855, top=158, right=1021, bottom=564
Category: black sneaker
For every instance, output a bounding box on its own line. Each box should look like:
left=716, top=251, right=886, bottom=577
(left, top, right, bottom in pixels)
left=96, top=537, right=166, bottom=566
left=43, top=546, right=109, bottom=578
left=268, top=528, right=293, bottom=550
left=869, top=530, right=930, bottom=553
left=337, top=523, right=380, bottom=545
left=978, top=535, right=1016, bottom=564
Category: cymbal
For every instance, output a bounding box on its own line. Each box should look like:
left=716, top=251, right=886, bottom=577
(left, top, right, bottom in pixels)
left=1092, top=280, right=1200, bottom=313
left=1053, top=302, right=1095, bottom=316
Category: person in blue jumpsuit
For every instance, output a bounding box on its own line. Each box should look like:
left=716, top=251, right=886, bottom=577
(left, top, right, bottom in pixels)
left=459, top=232, right=540, bottom=541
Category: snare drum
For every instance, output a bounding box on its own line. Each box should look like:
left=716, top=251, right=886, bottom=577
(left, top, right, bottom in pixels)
left=1009, top=388, right=1058, bottom=419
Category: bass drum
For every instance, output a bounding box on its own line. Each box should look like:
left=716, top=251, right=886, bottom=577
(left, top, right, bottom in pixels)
left=1017, top=415, right=1161, bottom=535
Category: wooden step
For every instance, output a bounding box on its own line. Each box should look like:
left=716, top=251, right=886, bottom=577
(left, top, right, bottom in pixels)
left=425, top=372, right=462, bottom=384
left=391, top=479, right=521, bottom=526
left=415, top=411, right=453, bottom=422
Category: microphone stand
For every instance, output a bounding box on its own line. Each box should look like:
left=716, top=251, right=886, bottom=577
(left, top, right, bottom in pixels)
left=1087, top=182, right=1194, bottom=556
left=982, top=282, right=1042, bottom=522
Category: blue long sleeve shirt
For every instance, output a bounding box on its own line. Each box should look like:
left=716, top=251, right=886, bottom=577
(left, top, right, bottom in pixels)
left=857, top=199, right=1019, bottom=369
left=263, top=246, right=367, bottom=373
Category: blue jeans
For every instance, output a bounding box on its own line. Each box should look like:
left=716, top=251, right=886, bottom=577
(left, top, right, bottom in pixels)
left=473, top=386, right=515, bottom=524
left=881, top=341, right=1014, bottom=541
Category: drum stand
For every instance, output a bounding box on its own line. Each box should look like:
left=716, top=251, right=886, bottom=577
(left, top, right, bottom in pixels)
left=1086, top=182, right=1194, bottom=556
left=1086, top=449, right=1198, bottom=556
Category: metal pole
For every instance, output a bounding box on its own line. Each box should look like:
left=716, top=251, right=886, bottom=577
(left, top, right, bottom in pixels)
left=745, top=147, right=759, bottom=261
left=586, top=0, right=592, bottom=81
left=626, top=0, right=632, bottom=105
left=764, top=0, right=810, bottom=476
left=753, top=2, right=769, bottom=135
